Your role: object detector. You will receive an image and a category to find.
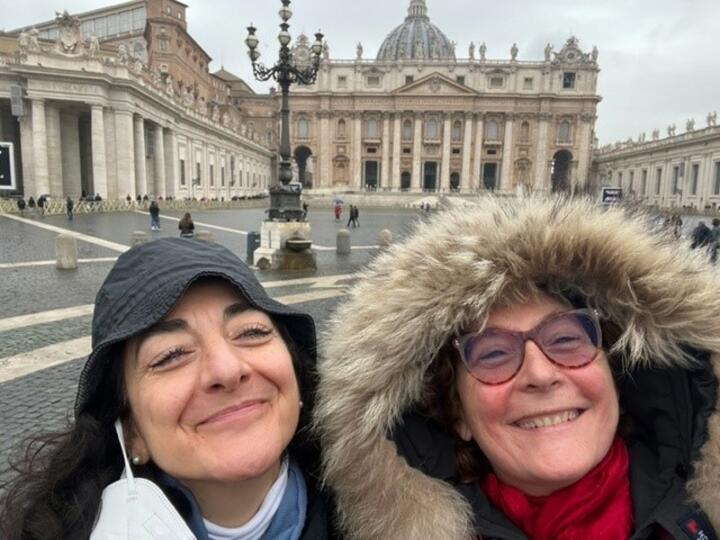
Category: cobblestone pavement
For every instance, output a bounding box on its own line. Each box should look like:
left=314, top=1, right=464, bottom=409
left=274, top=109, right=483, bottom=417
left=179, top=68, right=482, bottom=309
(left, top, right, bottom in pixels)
left=0, top=207, right=424, bottom=487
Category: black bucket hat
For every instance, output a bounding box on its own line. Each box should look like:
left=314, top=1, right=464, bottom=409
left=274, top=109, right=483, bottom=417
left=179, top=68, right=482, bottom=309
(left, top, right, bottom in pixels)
left=75, top=237, right=317, bottom=417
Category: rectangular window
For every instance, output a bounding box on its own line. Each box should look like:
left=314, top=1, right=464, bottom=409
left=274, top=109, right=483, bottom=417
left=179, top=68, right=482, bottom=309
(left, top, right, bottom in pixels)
left=452, top=148, right=461, bottom=155
left=179, top=159, right=186, bottom=186
left=94, top=17, right=107, bottom=38
left=196, top=162, right=202, bottom=184
left=617, top=172, right=623, bottom=187
left=119, top=12, right=131, bottom=33
left=366, top=76, right=381, bottom=87
left=367, top=147, right=377, bottom=154
left=523, top=77, right=534, bottom=90
left=159, top=39, right=168, bottom=52
left=132, top=7, right=146, bottom=30
left=672, top=166, right=680, bottom=194
left=656, top=168, right=662, bottom=195
left=210, top=164, right=215, bottom=187
left=489, top=76, right=504, bottom=88
left=629, top=171, right=634, bottom=193
left=714, top=162, right=720, bottom=195
left=691, top=164, right=699, bottom=195
left=337, top=76, right=347, bottom=89
left=456, top=76, right=465, bottom=85
left=221, top=167, right=225, bottom=187
left=641, top=169, right=647, bottom=195
left=405, top=75, right=414, bottom=85
left=402, top=148, right=411, bottom=154
left=107, top=14, right=118, bottom=35
left=563, top=72, right=576, bottom=89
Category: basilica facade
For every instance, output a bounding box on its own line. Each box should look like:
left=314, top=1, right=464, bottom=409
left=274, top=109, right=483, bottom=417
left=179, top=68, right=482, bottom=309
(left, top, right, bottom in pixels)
left=288, top=0, right=601, bottom=194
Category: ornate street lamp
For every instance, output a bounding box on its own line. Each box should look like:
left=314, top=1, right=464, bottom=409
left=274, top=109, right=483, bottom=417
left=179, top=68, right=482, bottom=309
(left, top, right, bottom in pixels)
left=246, top=1, right=324, bottom=221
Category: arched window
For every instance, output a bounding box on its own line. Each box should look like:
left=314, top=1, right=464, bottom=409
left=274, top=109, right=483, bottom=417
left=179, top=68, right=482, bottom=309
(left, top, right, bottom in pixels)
left=337, top=118, right=346, bottom=138
left=485, top=120, right=498, bottom=140
left=366, top=118, right=379, bottom=138
left=425, top=119, right=439, bottom=139
left=402, top=119, right=413, bottom=141
left=452, top=120, right=463, bottom=142
left=520, top=121, right=530, bottom=142
left=133, top=42, right=145, bottom=59
left=558, top=120, right=571, bottom=143
left=297, top=118, right=310, bottom=138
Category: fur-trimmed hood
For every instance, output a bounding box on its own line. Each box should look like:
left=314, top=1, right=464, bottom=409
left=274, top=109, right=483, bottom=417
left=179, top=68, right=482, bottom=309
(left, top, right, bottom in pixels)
left=314, top=196, right=720, bottom=539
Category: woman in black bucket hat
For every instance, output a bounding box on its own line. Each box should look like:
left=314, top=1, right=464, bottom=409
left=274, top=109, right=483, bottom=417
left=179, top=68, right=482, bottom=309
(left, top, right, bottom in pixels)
left=0, top=238, right=336, bottom=540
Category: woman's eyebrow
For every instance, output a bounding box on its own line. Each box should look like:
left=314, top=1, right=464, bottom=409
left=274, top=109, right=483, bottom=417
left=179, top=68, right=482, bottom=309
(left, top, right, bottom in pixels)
left=224, top=301, right=251, bottom=320
left=141, top=319, right=188, bottom=339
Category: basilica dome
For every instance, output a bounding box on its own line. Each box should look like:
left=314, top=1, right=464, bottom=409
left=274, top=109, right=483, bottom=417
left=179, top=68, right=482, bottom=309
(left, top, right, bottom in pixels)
left=377, top=0, right=456, bottom=62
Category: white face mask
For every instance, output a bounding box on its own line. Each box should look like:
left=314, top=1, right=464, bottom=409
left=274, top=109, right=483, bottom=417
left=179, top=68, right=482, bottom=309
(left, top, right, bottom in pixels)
left=89, top=420, right=196, bottom=540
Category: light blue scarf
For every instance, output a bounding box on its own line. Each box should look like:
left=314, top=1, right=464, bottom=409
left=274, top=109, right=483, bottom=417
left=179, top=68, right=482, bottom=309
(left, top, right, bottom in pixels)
left=161, top=460, right=308, bottom=540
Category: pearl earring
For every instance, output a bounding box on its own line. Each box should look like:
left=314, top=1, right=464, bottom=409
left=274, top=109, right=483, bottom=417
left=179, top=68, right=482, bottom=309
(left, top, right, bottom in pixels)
left=132, top=456, right=142, bottom=465
left=299, top=400, right=304, bottom=409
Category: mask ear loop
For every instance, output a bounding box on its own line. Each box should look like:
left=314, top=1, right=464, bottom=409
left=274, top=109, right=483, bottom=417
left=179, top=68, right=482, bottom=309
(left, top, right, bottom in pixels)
left=114, top=419, right=137, bottom=492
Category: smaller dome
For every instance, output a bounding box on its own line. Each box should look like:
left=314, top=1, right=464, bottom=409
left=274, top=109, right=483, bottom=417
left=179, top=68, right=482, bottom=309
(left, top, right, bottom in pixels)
left=377, top=0, right=455, bottom=62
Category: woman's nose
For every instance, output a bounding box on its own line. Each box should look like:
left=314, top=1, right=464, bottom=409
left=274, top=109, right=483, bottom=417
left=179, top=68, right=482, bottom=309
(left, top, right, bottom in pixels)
left=200, top=337, right=252, bottom=391
left=515, top=339, right=562, bottom=391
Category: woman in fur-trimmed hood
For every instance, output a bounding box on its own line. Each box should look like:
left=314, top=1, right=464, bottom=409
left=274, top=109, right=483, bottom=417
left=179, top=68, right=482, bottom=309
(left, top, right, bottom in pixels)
left=314, top=196, right=720, bottom=540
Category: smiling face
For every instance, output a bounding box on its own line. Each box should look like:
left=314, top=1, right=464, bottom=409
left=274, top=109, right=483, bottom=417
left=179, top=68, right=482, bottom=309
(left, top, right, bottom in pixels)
left=123, top=281, right=300, bottom=487
left=455, top=296, right=619, bottom=496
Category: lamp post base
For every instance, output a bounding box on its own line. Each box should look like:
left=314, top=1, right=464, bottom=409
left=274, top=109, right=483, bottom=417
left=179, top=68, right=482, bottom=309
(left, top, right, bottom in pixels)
left=253, top=221, right=317, bottom=272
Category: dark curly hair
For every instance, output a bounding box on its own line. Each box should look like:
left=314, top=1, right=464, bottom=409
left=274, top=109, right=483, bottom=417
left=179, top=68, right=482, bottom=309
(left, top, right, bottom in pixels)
left=0, top=317, right=315, bottom=540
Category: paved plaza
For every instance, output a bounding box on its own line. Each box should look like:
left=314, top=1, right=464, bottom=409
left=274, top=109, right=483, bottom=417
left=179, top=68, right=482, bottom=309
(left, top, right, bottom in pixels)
left=0, top=206, right=422, bottom=485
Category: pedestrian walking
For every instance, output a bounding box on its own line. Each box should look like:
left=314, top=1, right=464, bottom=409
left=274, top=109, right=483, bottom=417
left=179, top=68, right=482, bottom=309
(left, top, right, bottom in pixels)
left=178, top=212, right=195, bottom=238
left=149, top=200, right=161, bottom=231
left=352, top=205, right=360, bottom=227
left=65, top=196, right=74, bottom=221
left=16, top=198, right=26, bottom=216
left=37, top=195, right=46, bottom=215
left=27, top=196, right=35, bottom=209
left=346, top=205, right=354, bottom=228
left=690, top=221, right=712, bottom=250
left=334, top=203, right=342, bottom=221
left=671, top=213, right=683, bottom=239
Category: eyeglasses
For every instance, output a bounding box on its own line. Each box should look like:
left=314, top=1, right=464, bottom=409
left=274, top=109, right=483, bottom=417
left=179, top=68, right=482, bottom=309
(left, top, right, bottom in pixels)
left=453, top=309, right=602, bottom=385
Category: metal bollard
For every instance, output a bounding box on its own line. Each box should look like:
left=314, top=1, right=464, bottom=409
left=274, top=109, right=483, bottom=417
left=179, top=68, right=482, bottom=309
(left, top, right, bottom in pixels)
left=337, top=229, right=351, bottom=255
left=196, top=230, right=215, bottom=243
left=379, top=229, right=393, bottom=247
left=55, top=234, right=78, bottom=270
left=131, top=231, right=149, bottom=246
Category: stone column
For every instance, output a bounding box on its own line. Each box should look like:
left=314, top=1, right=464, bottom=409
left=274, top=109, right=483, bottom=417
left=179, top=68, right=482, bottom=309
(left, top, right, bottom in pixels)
left=534, top=113, right=551, bottom=192
left=19, top=115, right=35, bottom=197
left=412, top=113, right=423, bottom=191
left=115, top=110, right=136, bottom=199
left=60, top=112, right=82, bottom=199
left=440, top=114, right=452, bottom=192
left=153, top=125, right=166, bottom=198
left=472, top=113, right=484, bottom=191
left=575, top=114, right=594, bottom=193
left=319, top=112, right=331, bottom=188
left=461, top=113, right=473, bottom=192
left=500, top=114, right=514, bottom=190
left=381, top=113, right=391, bottom=190
left=104, top=109, right=118, bottom=200
left=392, top=114, right=401, bottom=191
left=134, top=115, right=147, bottom=197
left=352, top=113, right=362, bottom=189
left=46, top=104, right=64, bottom=197
left=164, top=129, right=178, bottom=198
left=31, top=99, right=50, bottom=196
left=90, top=105, right=108, bottom=199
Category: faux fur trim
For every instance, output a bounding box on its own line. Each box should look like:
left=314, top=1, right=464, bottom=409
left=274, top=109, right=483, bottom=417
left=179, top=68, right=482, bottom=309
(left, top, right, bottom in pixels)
left=314, top=196, right=720, bottom=538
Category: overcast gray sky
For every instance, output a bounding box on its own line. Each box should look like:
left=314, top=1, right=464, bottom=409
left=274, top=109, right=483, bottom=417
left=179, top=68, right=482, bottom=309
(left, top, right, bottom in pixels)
left=3, top=0, right=719, bottom=144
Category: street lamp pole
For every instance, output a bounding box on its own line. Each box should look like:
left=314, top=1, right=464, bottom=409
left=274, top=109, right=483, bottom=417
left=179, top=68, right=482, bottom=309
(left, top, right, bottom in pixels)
left=246, top=0, right=323, bottom=222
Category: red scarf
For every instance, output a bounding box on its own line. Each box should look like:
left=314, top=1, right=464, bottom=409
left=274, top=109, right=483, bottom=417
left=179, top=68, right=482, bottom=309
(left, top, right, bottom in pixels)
left=482, top=437, right=633, bottom=540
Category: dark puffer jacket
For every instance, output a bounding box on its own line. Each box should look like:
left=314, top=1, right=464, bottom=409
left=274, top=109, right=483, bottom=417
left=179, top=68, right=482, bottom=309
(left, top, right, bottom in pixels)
left=315, top=197, right=720, bottom=539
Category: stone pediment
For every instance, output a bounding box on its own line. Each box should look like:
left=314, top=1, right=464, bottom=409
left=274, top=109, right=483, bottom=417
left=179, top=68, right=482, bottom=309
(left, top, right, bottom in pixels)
left=394, top=73, right=475, bottom=96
